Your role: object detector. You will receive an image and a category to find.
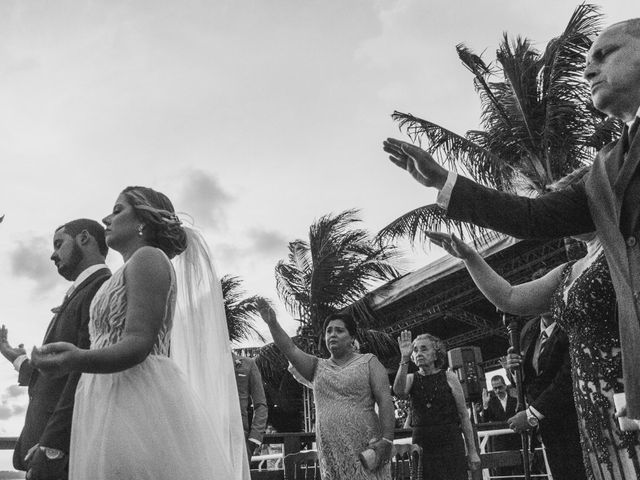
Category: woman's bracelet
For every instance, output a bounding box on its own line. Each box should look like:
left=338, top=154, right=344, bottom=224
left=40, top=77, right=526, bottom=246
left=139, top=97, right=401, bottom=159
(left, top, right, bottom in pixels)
left=399, top=360, right=410, bottom=366
left=381, top=437, right=394, bottom=445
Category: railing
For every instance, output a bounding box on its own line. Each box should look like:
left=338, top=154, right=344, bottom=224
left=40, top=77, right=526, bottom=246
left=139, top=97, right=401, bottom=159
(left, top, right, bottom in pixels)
left=1, top=426, right=549, bottom=480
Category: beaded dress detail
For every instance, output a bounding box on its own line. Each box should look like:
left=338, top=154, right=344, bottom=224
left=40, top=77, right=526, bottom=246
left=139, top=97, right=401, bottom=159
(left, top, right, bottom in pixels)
left=313, top=353, right=391, bottom=480
left=69, top=256, right=235, bottom=480
left=551, top=251, right=640, bottom=480
left=88, top=265, right=174, bottom=352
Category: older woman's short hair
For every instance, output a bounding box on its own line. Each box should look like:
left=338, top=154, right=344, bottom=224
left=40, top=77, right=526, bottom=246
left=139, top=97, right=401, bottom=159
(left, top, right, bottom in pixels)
left=413, top=333, right=448, bottom=369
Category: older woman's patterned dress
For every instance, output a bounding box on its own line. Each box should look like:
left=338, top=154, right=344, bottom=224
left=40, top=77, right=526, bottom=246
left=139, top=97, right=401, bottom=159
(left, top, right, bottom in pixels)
left=313, top=353, right=391, bottom=480
left=551, top=251, right=640, bottom=480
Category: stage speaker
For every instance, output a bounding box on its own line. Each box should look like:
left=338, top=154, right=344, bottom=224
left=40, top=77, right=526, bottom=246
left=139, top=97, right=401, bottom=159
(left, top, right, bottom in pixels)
left=447, top=346, right=485, bottom=403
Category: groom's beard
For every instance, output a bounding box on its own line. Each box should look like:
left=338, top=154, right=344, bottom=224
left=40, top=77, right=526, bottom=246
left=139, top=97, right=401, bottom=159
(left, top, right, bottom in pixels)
left=56, top=243, right=83, bottom=281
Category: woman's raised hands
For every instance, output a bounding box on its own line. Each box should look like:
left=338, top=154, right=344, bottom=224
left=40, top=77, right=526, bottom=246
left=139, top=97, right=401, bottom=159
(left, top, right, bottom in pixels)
left=425, top=231, right=477, bottom=261
left=397, top=330, right=413, bottom=361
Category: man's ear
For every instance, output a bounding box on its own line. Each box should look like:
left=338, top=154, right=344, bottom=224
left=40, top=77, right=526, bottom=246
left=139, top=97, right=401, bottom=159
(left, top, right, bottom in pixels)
left=77, top=230, right=91, bottom=246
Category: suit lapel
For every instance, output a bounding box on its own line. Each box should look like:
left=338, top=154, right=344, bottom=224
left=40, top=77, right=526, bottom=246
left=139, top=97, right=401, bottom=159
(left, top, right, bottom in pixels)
left=43, top=268, right=109, bottom=343
left=536, top=326, right=560, bottom=374
left=614, top=124, right=640, bottom=197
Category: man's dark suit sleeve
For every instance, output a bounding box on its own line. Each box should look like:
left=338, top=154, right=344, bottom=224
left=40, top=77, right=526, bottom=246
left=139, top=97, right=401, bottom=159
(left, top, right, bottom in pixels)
left=18, top=360, right=34, bottom=387
left=447, top=175, right=595, bottom=238
left=37, top=286, right=94, bottom=452
left=483, top=397, right=500, bottom=422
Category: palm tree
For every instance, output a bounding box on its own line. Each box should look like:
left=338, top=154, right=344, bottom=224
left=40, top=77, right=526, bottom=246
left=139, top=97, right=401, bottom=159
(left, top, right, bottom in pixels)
left=221, top=274, right=266, bottom=344
left=378, top=4, right=622, bottom=246
left=275, top=209, right=400, bottom=344
left=255, top=209, right=401, bottom=431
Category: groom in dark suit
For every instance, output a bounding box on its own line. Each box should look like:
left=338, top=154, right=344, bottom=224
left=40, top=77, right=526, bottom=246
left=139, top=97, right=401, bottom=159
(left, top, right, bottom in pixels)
left=505, top=314, right=584, bottom=480
left=384, top=18, right=640, bottom=419
left=0, top=219, right=110, bottom=480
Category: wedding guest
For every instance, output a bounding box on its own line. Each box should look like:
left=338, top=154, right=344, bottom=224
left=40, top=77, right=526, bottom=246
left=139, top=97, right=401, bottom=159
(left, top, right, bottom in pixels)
left=31, top=186, right=249, bottom=480
left=257, top=302, right=394, bottom=480
left=233, top=352, right=268, bottom=459
left=0, top=219, right=110, bottom=480
left=427, top=219, right=640, bottom=479
left=479, top=375, right=520, bottom=479
left=393, top=331, right=481, bottom=480
left=383, top=18, right=640, bottom=420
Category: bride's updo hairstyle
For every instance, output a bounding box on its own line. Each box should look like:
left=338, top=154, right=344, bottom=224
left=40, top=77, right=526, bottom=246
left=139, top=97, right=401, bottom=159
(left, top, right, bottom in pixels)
left=121, top=186, right=188, bottom=259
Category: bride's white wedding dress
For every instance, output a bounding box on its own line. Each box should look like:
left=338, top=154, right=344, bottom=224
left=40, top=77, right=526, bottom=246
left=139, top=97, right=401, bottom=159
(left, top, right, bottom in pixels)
left=69, top=250, right=248, bottom=479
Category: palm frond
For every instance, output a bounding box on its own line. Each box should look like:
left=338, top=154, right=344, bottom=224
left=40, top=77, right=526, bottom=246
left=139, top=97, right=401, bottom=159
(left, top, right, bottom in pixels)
left=221, top=274, right=268, bottom=343
left=275, top=209, right=402, bottom=338
left=356, top=329, right=399, bottom=361
left=391, top=111, right=509, bottom=187
left=375, top=204, right=491, bottom=248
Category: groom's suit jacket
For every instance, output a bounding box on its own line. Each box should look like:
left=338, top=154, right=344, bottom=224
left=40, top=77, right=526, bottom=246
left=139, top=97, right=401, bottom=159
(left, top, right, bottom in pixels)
left=13, top=267, right=110, bottom=471
left=446, top=124, right=640, bottom=417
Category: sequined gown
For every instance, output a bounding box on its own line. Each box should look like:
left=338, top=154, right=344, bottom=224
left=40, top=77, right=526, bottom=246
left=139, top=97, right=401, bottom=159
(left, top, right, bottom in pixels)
left=313, top=353, right=391, bottom=480
left=69, top=260, right=235, bottom=479
left=551, top=251, right=640, bottom=480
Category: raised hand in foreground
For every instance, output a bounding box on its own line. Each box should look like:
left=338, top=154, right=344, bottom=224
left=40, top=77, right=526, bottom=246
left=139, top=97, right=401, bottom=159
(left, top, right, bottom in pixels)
left=424, top=231, right=477, bottom=260
left=383, top=138, right=449, bottom=189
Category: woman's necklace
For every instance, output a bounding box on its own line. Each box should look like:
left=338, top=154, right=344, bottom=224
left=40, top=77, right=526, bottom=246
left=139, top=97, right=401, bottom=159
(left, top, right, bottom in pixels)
left=417, top=368, right=441, bottom=409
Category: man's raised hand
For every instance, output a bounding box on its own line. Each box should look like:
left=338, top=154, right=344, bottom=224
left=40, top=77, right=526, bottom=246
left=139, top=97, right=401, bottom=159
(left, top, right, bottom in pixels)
left=0, top=325, right=26, bottom=363
left=383, top=138, right=448, bottom=189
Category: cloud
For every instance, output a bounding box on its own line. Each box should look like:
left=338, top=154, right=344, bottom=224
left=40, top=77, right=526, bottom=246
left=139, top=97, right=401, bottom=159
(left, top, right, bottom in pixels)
left=4, top=385, right=23, bottom=399
left=178, top=169, right=233, bottom=229
left=9, top=235, right=59, bottom=294
left=248, top=229, right=288, bottom=256
left=0, top=405, right=12, bottom=420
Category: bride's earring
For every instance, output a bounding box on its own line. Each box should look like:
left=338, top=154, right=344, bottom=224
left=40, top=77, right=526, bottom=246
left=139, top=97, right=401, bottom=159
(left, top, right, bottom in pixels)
left=137, top=224, right=144, bottom=236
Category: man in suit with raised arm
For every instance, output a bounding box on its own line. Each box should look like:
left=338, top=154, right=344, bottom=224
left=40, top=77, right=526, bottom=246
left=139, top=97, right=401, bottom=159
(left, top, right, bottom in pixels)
left=383, top=18, right=640, bottom=419
left=0, top=219, right=110, bottom=480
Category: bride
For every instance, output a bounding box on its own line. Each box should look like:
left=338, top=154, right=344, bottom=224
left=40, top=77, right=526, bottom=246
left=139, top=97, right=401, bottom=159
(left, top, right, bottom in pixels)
left=32, top=186, right=249, bottom=480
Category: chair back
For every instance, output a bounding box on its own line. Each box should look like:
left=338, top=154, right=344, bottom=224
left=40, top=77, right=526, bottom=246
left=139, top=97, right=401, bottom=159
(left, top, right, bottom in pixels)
left=284, top=450, right=320, bottom=480
left=391, top=443, right=423, bottom=480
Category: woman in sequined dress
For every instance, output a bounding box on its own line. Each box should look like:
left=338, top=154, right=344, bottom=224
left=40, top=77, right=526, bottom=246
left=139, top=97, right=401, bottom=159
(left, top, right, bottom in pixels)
left=257, top=304, right=395, bottom=480
left=393, top=332, right=481, bottom=479
left=426, top=226, right=640, bottom=479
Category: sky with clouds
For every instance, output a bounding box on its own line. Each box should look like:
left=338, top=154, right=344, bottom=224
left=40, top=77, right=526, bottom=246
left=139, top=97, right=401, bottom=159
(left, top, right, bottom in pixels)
left=0, top=0, right=632, bottom=455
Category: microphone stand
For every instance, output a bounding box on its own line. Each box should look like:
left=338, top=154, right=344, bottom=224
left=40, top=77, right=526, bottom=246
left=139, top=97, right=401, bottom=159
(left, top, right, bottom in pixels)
left=504, top=312, right=531, bottom=480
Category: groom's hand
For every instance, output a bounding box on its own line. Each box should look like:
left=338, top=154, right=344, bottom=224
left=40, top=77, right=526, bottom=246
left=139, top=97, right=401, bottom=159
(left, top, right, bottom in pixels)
left=26, top=447, right=67, bottom=480
left=0, top=325, right=26, bottom=363
left=383, top=138, right=449, bottom=189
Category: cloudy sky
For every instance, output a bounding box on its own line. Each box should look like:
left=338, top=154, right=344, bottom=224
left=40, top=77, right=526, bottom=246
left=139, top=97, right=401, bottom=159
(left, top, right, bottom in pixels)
left=0, top=0, right=632, bottom=456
